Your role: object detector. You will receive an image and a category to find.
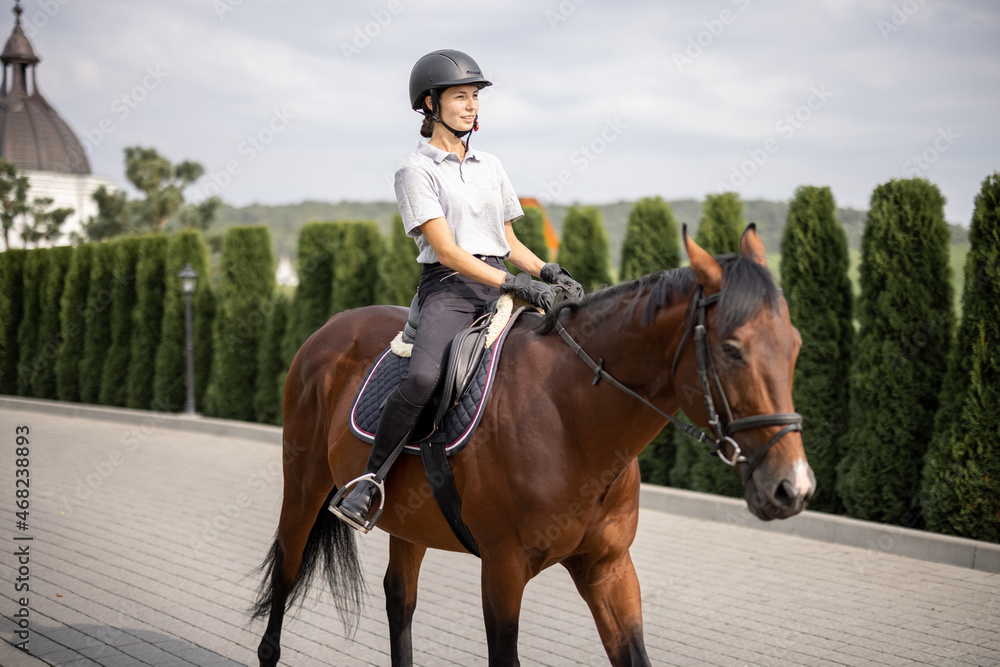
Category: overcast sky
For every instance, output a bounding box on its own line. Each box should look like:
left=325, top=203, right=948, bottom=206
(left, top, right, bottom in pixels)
left=20, top=0, right=1000, bottom=225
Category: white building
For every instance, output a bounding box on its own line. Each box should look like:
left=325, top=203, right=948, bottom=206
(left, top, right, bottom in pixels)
left=0, top=2, right=113, bottom=248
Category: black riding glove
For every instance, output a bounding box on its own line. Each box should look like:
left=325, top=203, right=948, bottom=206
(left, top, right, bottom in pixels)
left=502, top=272, right=556, bottom=311
left=540, top=263, right=585, bottom=301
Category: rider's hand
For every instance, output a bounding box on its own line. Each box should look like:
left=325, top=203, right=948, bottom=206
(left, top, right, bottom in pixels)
left=540, top=263, right=585, bottom=301
left=502, top=272, right=557, bottom=311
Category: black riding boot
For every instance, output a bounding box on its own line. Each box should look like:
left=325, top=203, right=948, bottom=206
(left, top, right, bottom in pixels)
left=333, top=388, right=424, bottom=529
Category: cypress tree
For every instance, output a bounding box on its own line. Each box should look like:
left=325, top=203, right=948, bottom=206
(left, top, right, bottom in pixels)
left=378, top=214, right=421, bottom=305
left=557, top=206, right=612, bottom=292
left=204, top=226, right=275, bottom=421
left=31, top=246, right=72, bottom=398
left=780, top=186, right=853, bottom=513
left=55, top=244, right=94, bottom=402
left=620, top=196, right=681, bottom=281
left=506, top=206, right=550, bottom=276
left=126, top=236, right=169, bottom=410
left=255, top=291, right=289, bottom=426
left=153, top=231, right=212, bottom=412
left=695, top=193, right=743, bottom=254
left=289, top=222, right=340, bottom=350
left=99, top=237, right=143, bottom=406
left=194, top=279, right=215, bottom=413
left=839, top=178, right=953, bottom=526
left=0, top=249, right=27, bottom=394
left=16, top=248, right=48, bottom=396
left=79, top=242, right=117, bottom=404
left=332, top=221, right=383, bottom=313
left=922, top=172, right=1000, bottom=541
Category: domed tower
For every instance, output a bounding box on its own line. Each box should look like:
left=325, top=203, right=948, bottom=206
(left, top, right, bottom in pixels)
left=0, top=1, right=112, bottom=246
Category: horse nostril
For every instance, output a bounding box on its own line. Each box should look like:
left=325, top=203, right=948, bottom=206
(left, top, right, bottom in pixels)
left=773, top=479, right=797, bottom=508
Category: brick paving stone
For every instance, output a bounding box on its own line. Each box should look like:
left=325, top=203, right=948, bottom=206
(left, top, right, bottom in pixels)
left=3, top=408, right=1000, bottom=666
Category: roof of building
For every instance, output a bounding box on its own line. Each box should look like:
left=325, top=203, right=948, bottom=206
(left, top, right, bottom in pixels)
left=0, top=1, right=90, bottom=175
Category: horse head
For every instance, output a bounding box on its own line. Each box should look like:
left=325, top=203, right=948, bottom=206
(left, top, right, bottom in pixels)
left=674, top=224, right=815, bottom=520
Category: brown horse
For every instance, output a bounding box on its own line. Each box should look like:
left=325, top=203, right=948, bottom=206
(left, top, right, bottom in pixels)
left=251, top=225, right=815, bottom=666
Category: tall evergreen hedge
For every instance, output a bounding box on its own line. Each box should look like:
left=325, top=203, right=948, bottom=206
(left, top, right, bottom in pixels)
left=557, top=206, right=612, bottom=292
left=0, top=249, right=27, bottom=394
left=378, top=214, right=421, bottom=305
left=506, top=206, right=550, bottom=276
left=99, top=237, right=143, bottom=406
left=126, top=236, right=169, bottom=410
left=193, top=284, right=215, bottom=413
left=780, top=186, right=854, bottom=513
left=922, top=172, right=1000, bottom=541
left=16, top=248, right=48, bottom=396
left=153, top=231, right=212, bottom=412
left=290, top=222, right=341, bottom=348
left=31, top=246, right=72, bottom=398
left=204, top=226, right=275, bottom=421
left=839, top=178, right=953, bottom=525
left=695, top=193, right=744, bottom=254
left=620, top=196, right=680, bottom=282
left=79, top=242, right=117, bottom=404
left=255, top=291, right=289, bottom=426
left=332, top=221, right=383, bottom=314
left=55, top=244, right=94, bottom=402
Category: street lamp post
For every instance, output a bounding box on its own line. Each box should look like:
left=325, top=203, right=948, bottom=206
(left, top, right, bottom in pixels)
left=178, top=263, right=198, bottom=415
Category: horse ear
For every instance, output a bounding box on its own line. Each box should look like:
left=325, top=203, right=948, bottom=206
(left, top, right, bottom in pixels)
left=683, top=224, right=722, bottom=295
left=739, top=223, right=768, bottom=268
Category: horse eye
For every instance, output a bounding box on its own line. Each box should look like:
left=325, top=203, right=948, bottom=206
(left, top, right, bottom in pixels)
left=722, top=342, right=743, bottom=361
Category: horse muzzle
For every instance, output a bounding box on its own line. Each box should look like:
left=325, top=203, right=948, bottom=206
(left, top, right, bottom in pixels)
left=744, top=459, right=816, bottom=521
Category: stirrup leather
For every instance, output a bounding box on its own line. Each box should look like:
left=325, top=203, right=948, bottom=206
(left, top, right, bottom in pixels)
left=327, top=473, right=385, bottom=534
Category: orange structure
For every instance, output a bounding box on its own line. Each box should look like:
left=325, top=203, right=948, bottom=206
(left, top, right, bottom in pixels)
left=518, top=197, right=560, bottom=257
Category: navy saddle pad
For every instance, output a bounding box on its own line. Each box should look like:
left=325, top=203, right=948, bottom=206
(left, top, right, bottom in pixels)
left=349, top=314, right=519, bottom=456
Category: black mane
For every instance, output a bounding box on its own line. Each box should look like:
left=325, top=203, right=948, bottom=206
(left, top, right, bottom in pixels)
left=536, top=254, right=780, bottom=337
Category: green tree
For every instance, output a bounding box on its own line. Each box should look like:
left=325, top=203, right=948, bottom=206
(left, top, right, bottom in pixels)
left=126, top=236, right=169, bottom=410
left=922, top=172, right=1000, bottom=542
left=18, top=197, right=74, bottom=248
left=332, top=222, right=383, bottom=314
left=193, top=283, right=216, bottom=413
left=620, top=197, right=680, bottom=281
left=288, top=222, right=340, bottom=351
left=839, top=178, right=953, bottom=526
left=255, top=291, right=289, bottom=426
left=55, top=244, right=94, bottom=402
left=695, top=193, right=744, bottom=255
left=780, top=186, right=853, bottom=513
left=79, top=242, right=117, bottom=404
left=80, top=147, right=220, bottom=241
left=16, top=248, right=47, bottom=396
left=153, top=231, right=212, bottom=411
left=377, top=215, right=421, bottom=305
left=204, top=226, right=275, bottom=421
left=0, top=249, right=27, bottom=393
left=557, top=206, right=612, bottom=292
left=506, top=206, right=550, bottom=276
left=0, top=158, right=28, bottom=251
left=31, top=245, right=73, bottom=398
left=99, top=237, right=143, bottom=406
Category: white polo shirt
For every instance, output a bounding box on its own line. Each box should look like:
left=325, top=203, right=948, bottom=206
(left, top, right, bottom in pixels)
left=394, top=141, right=524, bottom=264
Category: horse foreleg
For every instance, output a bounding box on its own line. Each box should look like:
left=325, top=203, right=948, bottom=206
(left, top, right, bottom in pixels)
left=481, top=553, right=530, bottom=667
left=384, top=535, right=427, bottom=667
left=563, top=551, right=650, bottom=667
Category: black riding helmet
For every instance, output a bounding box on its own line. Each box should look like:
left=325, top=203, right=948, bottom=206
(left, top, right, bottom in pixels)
left=409, top=49, right=492, bottom=141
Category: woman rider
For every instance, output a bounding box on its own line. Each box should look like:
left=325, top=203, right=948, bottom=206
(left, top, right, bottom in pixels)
left=330, top=49, right=584, bottom=531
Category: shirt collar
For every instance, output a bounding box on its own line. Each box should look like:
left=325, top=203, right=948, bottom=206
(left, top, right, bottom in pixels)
left=417, top=140, right=479, bottom=164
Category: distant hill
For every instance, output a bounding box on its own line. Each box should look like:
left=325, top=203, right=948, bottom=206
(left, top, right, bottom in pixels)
left=213, top=199, right=967, bottom=269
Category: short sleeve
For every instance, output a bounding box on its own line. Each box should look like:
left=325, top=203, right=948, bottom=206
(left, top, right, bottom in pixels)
left=395, top=165, right=445, bottom=238
left=498, top=164, right=523, bottom=223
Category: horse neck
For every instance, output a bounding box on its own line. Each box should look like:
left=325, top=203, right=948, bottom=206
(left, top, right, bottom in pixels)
left=551, top=278, right=697, bottom=463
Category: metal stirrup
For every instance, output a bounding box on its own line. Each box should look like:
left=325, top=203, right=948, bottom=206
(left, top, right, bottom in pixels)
left=327, top=473, right=386, bottom=534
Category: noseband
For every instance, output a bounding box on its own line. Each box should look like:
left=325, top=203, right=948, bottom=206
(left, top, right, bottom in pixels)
left=553, top=286, right=802, bottom=480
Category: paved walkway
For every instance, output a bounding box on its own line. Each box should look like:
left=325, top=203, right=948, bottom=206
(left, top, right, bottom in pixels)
left=1, top=408, right=998, bottom=666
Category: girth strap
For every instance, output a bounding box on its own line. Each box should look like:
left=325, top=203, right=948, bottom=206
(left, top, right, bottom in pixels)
left=420, top=439, right=481, bottom=558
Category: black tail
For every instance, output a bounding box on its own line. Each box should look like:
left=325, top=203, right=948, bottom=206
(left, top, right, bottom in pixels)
left=248, top=489, right=366, bottom=634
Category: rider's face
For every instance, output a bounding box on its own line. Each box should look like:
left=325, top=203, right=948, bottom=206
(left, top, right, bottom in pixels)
left=428, top=85, right=479, bottom=131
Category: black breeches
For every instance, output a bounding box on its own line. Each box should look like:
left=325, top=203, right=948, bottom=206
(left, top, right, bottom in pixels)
left=397, top=258, right=503, bottom=407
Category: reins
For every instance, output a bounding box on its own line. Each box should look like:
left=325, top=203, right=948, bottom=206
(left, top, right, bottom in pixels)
left=552, top=285, right=802, bottom=480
